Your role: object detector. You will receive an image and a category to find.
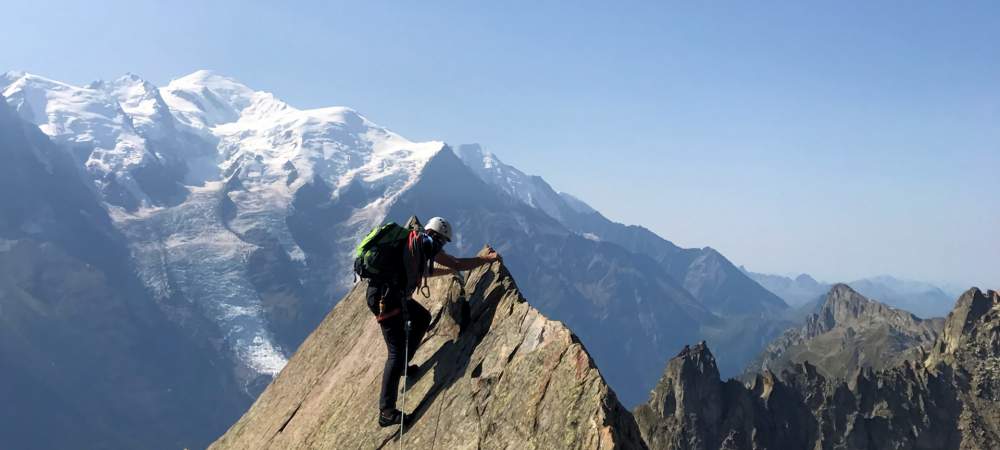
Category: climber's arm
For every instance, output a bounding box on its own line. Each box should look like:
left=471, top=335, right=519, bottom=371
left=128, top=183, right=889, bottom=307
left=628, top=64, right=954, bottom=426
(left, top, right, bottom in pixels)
left=433, top=247, right=500, bottom=272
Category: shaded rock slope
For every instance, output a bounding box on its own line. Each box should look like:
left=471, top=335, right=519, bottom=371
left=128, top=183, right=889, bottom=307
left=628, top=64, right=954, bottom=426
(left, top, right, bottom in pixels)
left=211, top=251, right=647, bottom=449
left=635, top=287, right=1000, bottom=450
left=745, top=284, right=944, bottom=380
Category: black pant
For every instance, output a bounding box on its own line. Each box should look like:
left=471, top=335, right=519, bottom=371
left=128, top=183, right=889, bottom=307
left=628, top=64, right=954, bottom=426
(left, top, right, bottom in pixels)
left=366, top=283, right=431, bottom=412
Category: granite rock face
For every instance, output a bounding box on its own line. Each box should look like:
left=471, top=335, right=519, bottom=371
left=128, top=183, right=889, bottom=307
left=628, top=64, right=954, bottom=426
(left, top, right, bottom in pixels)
left=211, top=251, right=647, bottom=449
left=922, top=288, right=1000, bottom=449
left=635, top=287, right=1000, bottom=450
left=745, top=284, right=943, bottom=380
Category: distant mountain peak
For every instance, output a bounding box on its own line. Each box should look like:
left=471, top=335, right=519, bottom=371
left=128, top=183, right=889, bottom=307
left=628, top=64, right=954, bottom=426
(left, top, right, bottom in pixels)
left=171, top=69, right=247, bottom=88
left=794, top=273, right=818, bottom=284
left=4, top=71, right=64, bottom=87
left=638, top=286, right=1000, bottom=450
left=1, top=69, right=25, bottom=84
left=454, top=143, right=574, bottom=222
left=749, top=270, right=955, bottom=318
left=745, top=284, right=943, bottom=381
left=111, top=72, right=155, bottom=87
left=160, top=70, right=261, bottom=129
left=700, top=246, right=720, bottom=255
left=826, top=282, right=859, bottom=300
left=818, top=283, right=929, bottom=331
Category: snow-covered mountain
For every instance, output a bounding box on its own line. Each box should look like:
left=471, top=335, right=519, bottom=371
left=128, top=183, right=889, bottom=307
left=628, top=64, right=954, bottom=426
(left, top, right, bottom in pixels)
left=2, top=70, right=446, bottom=393
left=454, top=143, right=581, bottom=223
left=456, top=143, right=788, bottom=314
left=455, top=143, right=793, bottom=376
left=3, top=69, right=795, bottom=429
left=0, top=91, right=249, bottom=450
left=2, top=72, right=221, bottom=210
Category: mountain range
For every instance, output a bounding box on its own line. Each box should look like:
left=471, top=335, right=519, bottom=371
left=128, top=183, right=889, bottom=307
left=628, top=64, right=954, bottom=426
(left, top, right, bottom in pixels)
left=743, top=284, right=944, bottom=380
left=1, top=70, right=797, bottom=448
left=744, top=268, right=956, bottom=319
left=455, top=144, right=792, bottom=378
left=636, top=286, right=1000, bottom=449
left=208, top=248, right=1000, bottom=449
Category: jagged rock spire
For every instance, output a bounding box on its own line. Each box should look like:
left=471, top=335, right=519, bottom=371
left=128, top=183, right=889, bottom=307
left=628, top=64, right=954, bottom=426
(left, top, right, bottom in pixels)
left=637, top=286, right=1000, bottom=450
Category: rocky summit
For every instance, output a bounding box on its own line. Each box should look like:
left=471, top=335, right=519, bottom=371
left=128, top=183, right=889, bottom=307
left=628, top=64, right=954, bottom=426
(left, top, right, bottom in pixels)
left=745, top=283, right=944, bottom=380
left=635, top=287, right=1000, bottom=450
left=210, top=250, right=646, bottom=449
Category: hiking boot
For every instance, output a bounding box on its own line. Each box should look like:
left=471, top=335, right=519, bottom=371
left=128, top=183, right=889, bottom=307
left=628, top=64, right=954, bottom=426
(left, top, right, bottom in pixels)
left=378, top=409, right=411, bottom=427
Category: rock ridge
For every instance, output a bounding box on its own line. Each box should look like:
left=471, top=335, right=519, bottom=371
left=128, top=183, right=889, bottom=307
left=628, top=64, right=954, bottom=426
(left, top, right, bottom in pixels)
left=210, top=249, right=647, bottom=449
left=745, top=284, right=943, bottom=380
left=637, top=286, right=1000, bottom=450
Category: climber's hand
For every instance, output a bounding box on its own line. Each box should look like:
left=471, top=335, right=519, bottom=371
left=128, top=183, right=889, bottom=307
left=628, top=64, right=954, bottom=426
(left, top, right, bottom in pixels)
left=482, top=246, right=501, bottom=263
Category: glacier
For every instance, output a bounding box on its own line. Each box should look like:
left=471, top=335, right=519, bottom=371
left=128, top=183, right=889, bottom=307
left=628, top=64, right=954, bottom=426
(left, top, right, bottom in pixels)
left=3, top=70, right=445, bottom=391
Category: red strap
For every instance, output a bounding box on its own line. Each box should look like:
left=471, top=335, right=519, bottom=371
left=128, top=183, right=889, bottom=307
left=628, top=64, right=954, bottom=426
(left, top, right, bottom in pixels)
left=407, top=230, right=418, bottom=253
left=377, top=307, right=401, bottom=323
left=406, top=230, right=425, bottom=288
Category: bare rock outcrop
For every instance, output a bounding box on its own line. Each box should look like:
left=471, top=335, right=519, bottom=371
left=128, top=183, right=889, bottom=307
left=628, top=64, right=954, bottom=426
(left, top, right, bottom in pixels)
left=745, top=284, right=943, bottom=380
left=210, top=250, right=646, bottom=449
left=636, top=287, right=1000, bottom=450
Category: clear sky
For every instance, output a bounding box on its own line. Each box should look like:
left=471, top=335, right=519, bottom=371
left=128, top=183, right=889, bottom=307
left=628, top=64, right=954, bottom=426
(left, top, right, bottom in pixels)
left=4, top=1, right=998, bottom=289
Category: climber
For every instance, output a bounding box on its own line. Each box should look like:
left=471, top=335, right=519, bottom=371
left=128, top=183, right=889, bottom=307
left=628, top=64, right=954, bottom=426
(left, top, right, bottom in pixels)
left=356, top=216, right=500, bottom=427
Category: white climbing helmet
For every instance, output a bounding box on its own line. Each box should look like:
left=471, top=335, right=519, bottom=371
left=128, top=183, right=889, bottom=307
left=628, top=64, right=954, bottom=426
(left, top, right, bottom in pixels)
left=424, top=216, right=452, bottom=242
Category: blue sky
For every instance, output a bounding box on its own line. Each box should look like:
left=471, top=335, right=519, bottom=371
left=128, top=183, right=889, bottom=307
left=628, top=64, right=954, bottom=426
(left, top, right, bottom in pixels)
left=4, top=1, right=998, bottom=289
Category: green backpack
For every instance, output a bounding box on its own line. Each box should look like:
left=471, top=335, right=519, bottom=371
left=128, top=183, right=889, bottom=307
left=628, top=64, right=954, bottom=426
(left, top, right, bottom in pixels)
left=353, top=222, right=412, bottom=283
